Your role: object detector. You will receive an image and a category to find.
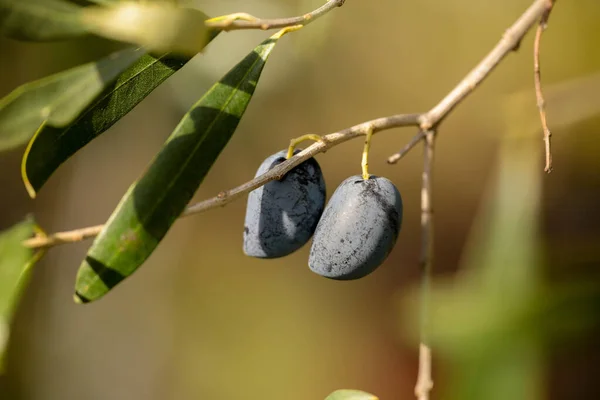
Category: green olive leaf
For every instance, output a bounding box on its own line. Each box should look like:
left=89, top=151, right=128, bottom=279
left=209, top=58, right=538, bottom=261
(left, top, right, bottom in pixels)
left=325, top=390, right=379, bottom=400
left=74, top=30, right=289, bottom=303
left=0, top=217, right=42, bottom=373
left=21, top=29, right=218, bottom=198
left=0, top=47, right=145, bottom=155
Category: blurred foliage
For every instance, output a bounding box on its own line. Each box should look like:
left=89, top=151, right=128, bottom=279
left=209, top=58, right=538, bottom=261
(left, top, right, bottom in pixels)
left=21, top=30, right=220, bottom=197
left=0, top=0, right=85, bottom=41
left=400, top=76, right=600, bottom=400
left=81, top=2, right=210, bottom=55
left=0, top=47, right=143, bottom=153
left=1, top=0, right=210, bottom=54
left=0, top=217, right=35, bottom=373
left=324, top=389, right=378, bottom=400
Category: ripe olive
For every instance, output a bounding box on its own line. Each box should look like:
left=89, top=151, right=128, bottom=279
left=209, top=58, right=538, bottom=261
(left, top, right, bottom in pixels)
left=243, top=150, right=326, bottom=258
left=309, top=175, right=402, bottom=279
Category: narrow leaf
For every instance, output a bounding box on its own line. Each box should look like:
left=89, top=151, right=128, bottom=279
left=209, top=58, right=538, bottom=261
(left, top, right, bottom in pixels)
left=22, top=30, right=219, bottom=198
left=0, top=0, right=86, bottom=41
left=0, top=217, right=39, bottom=373
left=325, top=390, right=379, bottom=400
left=81, top=2, right=209, bottom=55
left=0, top=47, right=144, bottom=154
left=74, top=30, right=288, bottom=303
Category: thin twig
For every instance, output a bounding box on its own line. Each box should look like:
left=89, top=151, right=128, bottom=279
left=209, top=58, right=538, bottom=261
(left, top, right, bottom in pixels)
left=415, top=131, right=435, bottom=400
left=23, top=114, right=421, bottom=249
left=534, top=0, right=555, bottom=173
left=23, top=224, right=104, bottom=249
left=205, top=0, right=345, bottom=31
left=420, top=0, right=551, bottom=130
left=387, top=0, right=553, bottom=161
left=387, top=130, right=426, bottom=164
left=23, top=0, right=555, bottom=259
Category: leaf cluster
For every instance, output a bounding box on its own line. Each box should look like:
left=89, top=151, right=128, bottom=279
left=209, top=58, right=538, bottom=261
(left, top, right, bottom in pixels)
left=0, top=3, right=350, bottom=392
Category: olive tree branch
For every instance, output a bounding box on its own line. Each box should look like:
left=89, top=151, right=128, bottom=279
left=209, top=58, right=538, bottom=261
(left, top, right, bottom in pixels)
left=23, top=0, right=555, bottom=273
left=205, top=0, right=345, bottom=31
left=23, top=114, right=421, bottom=249
left=534, top=0, right=555, bottom=173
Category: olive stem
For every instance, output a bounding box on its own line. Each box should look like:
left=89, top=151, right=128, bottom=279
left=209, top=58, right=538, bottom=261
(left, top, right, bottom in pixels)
left=205, top=0, right=345, bottom=32
left=286, top=134, right=324, bottom=159
left=361, top=125, right=374, bottom=180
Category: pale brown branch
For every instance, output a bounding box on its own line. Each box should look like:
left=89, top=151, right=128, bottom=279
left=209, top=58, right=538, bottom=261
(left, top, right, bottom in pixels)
left=23, top=114, right=420, bottom=250
left=414, top=131, right=435, bottom=400
left=23, top=0, right=556, bottom=261
left=387, top=0, right=554, bottom=162
left=420, top=0, right=551, bottom=130
left=534, top=0, right=555, bottom=173
left=205, top=0, right=344, bottom=32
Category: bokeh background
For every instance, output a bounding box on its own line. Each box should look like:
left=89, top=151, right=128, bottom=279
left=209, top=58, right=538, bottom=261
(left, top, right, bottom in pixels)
left=1, top=0, right=600, bottom=399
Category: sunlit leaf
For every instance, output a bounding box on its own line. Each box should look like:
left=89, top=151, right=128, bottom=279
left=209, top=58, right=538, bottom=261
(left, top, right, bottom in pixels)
left=325, top=390, right=378, bottom=400
left=74, top=30, right=289, bottom=303
left=22, top=29, right=219, bottom=198
left=81, top=1, right=209, bottom=55
left=0, top=0, right=86, bottom=41
left=0, top=47, right=144, bottom=154
left=0, top=217, right=42, bottom=373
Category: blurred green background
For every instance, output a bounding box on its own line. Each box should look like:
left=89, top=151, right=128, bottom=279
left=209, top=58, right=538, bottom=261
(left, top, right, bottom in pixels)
left=1, top=0, right=600, bottom=399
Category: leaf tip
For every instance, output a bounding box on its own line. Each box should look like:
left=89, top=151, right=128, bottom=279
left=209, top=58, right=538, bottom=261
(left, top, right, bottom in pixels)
left=73, top=292, right=90, bottom=304
left=21, top=124, right=43, bottom=199
left=74, top=255, right=118, bottom=303
left=23, top=180, right=37, bottom=200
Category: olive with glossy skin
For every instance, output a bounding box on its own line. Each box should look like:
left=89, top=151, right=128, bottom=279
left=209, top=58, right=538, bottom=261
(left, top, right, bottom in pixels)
left=243, top=150, right=326, bottom=258
left=309, top=175, right=403, bottom=280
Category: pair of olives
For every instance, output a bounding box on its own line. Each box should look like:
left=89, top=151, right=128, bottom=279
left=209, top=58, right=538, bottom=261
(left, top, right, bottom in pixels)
left=243, top=150, right=403, bottom=280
